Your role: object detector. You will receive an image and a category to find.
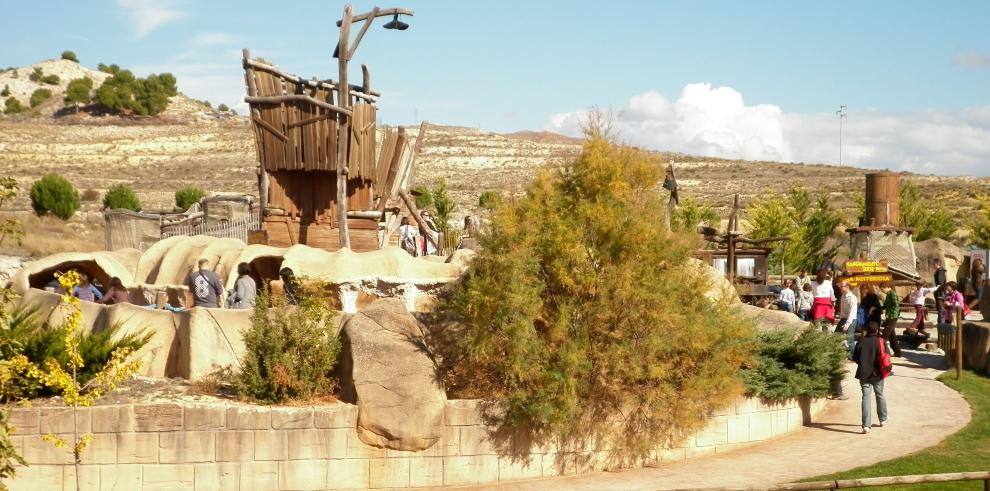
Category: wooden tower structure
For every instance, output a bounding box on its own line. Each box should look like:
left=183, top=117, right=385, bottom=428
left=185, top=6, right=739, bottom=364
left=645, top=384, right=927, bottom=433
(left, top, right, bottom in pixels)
left=242, top=5, right=433, bottom=251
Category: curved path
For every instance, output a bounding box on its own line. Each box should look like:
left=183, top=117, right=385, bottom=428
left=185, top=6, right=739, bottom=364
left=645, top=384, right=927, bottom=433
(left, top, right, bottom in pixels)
left=462, top=349, right=970, bottom=490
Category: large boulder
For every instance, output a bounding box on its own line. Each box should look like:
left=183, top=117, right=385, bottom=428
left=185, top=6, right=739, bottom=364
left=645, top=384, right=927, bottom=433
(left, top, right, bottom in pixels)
left=737, top=303, right=810, bottom=332
left=342, top=298, right=445, bottom=451
left=688, top=258, right=741, bottom=305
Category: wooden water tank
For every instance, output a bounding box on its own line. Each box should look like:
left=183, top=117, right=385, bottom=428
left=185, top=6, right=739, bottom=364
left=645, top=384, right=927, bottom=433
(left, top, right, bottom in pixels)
left=865, top=172, right=899, bottom=226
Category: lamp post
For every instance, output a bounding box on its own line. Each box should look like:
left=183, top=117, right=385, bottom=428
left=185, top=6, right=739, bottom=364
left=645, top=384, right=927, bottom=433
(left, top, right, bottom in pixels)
left=333, top=5, right=413, bottom=248
left=836, top=105, right=847, bottom=166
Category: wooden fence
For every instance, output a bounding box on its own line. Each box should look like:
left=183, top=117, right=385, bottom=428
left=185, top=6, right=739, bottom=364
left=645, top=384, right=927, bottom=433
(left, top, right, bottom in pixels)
left=161, top=216, right=260, bottom=242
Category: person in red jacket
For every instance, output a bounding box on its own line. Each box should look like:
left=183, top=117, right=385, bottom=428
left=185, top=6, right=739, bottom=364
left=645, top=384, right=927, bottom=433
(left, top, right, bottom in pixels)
left=853, top=323, right=889, bottom=434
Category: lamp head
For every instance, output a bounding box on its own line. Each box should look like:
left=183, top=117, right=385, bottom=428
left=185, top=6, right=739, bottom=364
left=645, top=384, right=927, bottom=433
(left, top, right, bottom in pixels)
left=383, top=13, right=409, bottom=30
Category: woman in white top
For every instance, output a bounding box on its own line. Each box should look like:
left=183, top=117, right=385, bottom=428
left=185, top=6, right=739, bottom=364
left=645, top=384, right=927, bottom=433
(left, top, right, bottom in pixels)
left=778, top=279, right=796, bottom=313
left=908, top=282, right=931, bottom=330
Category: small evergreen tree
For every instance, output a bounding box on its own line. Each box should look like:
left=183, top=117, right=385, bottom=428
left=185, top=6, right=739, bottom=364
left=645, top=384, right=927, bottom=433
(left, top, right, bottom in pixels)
left=64, top=77, right=93, bottom=109
left=478, top=190, right=503, bottom=210
left=102, top=184, right=141, bottom=211
left=174, top=185, right=206, bottom=211
left=29, top=88, right=52, bottom=108
left=3, top=98, right=25, bottom=115
left=747, top=185, right=844, bottom=274
left=671, top=196, right=719, bottom=231
left=41, top=74, right=60, bottom=85
left=411, top=185, right=432, bottom=209
left=0, top=177, right=23, bottom=247
left=28, top=68, right=43, bottom=82
left=899, top=180, right=957, bottom=241
left=431, top=178, right=457, bottom=227
left=217, top=103, right=230, bottom=112
left=0, top=85, right=8, bottom=97
left=29, top=174, right=80, bottom=219
left=61, top=50, right=79, bottom=62
left=969, top=195, right=990, bottom=249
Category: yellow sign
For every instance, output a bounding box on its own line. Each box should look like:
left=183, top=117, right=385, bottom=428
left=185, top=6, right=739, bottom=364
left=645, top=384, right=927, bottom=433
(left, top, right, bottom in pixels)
left=845, top=260, right=889, bottom=273
left=844, top=273, right=894, bottom=286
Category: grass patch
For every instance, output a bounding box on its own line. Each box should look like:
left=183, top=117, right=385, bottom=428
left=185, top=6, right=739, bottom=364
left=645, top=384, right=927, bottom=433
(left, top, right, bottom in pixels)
left=805, top=370, right=990, bottom=490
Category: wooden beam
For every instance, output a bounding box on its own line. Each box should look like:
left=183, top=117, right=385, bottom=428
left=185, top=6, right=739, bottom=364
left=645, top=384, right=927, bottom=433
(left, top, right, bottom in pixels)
left=336, top=5, right=353, bottom=249
left=287, top=113, right=334, bottom=128
left=245, top=95, right=352, bottom=116
left=361, top=64, right=371, bottom=95
left=336, top=7, right=414, bottom=26
left=348, top=7, right=380, bottom=59
left=242, top=57, right=380, bottom=99
left=243, top=48, right=268, bottom=227
left=251, top=115, right=288, bottom=141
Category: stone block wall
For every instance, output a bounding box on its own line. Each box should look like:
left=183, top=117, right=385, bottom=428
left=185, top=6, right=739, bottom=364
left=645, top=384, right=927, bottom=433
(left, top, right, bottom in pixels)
left=4, top=396, right=826, bottom=490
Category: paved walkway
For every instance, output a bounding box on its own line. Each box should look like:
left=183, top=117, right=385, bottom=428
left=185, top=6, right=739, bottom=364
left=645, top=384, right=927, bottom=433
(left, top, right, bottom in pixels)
left=466, top=349, right=971, bottom=490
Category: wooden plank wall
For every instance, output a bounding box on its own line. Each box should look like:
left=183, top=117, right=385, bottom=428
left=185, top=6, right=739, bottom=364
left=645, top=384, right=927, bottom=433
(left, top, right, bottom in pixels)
left=262, top=218, right=379, bottom=251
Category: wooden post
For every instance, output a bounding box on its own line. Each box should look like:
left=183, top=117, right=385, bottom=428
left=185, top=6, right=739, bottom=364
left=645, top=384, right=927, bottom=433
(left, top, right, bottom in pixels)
left=336, top=5, right=353, bottom=249
left=956, top=305, right=963, bottom=380
left=243, top=48, right=268, bottom=228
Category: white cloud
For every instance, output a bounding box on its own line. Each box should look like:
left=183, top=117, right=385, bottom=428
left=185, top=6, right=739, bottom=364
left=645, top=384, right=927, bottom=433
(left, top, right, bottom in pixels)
left=953, top=51, right=990, bottom=68
left=547, top=84, right=990, bottom=176
left=117, top=0, right=185, bottom=39
left=191, top=32, right=238, bottom=47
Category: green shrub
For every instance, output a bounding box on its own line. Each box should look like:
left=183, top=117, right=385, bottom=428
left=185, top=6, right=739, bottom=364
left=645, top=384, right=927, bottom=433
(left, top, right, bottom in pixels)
left=740, top=328, right=847, bottom=401
left=93, top=70, right=177, bottom=116
left=41, top=74, right=60, bottom=85
left=60, top=50, right=78, bottom=62
left=3, top=98, right=25, bottom=115
left=28, top=68, right=42, bottom=82
left=0, top=306, right=151, bottom=401
left=174, top=185, right=206, bottom=211
left=102, top=184, right=141, bottom=211
left=431, top=178, right=456, bottom=227
left=477, top=190, right=502, bottom=209
left=0, top=85, right=8, bottom=97
left=64, top=77, right=94, bottom=107
left=237, top=286, right=341, bottom=403
left=429, top=128, right=754, bottom=463
left=29, top=88, right=52, bottom=108
left=97, top=63, right=120, bottom=75
left=411, top=185, right=432, bottom=209
left=29, top=173, right=80, bottom=219
left=217, top=103, right=230, bottom=112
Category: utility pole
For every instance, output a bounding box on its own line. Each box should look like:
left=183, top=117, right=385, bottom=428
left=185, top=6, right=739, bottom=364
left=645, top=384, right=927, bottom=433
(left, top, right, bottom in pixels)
left=836, top=105, right=847, bottom=166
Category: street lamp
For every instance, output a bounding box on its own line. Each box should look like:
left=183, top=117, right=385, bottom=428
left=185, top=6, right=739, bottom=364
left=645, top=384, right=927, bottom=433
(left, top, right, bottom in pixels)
left=332, top=5, right=414, bottom=248
left=837, top=105, right=847, bottom=166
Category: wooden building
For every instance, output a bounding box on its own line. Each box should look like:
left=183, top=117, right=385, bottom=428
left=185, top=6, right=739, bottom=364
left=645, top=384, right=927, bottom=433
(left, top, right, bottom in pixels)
left=241, top=52, right=419, bottom=251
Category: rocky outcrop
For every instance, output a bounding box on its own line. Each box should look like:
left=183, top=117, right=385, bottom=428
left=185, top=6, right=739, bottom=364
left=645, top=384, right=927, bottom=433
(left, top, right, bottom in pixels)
left=737, top=303, right=810, bottom=332
left=342, top=298, right=445, bottom=451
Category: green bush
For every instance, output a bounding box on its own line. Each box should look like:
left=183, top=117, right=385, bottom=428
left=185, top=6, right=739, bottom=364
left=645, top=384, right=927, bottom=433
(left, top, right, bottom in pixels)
left=0, top=85, right=8, bottom=97
left=41, top=74, right=60, bottom=85
left=93, top=70, right=177, bottom=116
left=28, top=68, right=43, bottom=82
left=174, top=185, right=206, bottom=211
left=64, top=77, right=93, bottom=107
left=237, top=286, right=341, bottom=403
left=429, top=128, right=754, bottom=463
left=29, top=88, right=52, bottom=108
left=3, top=98, right=25, bottom=115
left=217, top=103, right=230, bottom=112
left=477, top=190, right=502, bottom=209
left=60, top=50, right=78, bottom=62
left=431, top=178, right=456, bottom=226
left=411, top=185, right=432, bottom=209
left=102, top=184, right=141, bottom=211
left=97, top=63, right=120, bottom=75
left=740, top=328, right=847, bottom=401
left=0, top=307, right=151, bottom=401
left=29, top=173, right=80, bottom=219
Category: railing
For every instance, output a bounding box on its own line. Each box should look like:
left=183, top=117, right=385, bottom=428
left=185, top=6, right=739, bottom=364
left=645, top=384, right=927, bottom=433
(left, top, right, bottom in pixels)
left=161, top=215, right=259, bottom=242
left=681, top=471, right=990, bottom=491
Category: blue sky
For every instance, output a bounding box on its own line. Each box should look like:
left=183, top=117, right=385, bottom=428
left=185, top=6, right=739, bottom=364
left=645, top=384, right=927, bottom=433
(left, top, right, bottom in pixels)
left=3, top=1, right=990, bottom=175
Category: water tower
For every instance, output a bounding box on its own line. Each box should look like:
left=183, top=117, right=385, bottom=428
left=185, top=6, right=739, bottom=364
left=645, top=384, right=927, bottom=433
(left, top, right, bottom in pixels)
left=846, top=172, right=920, bottom=282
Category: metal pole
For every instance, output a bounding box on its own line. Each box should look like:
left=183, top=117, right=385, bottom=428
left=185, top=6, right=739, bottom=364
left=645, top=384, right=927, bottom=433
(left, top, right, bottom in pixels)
left=956, top=305, right=963, bottom=380
left=837, top=105, right=846, bottom=166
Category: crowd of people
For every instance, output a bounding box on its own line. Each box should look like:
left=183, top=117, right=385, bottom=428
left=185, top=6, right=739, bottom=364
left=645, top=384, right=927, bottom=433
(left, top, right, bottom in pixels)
left=772, top=256, right=985, bottom=435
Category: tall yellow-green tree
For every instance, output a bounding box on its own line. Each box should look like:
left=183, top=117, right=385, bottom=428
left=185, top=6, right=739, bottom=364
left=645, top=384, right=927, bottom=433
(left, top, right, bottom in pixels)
left=747, top=186, right=844, bottom=274
left=430, top=125, right=754, bottom=466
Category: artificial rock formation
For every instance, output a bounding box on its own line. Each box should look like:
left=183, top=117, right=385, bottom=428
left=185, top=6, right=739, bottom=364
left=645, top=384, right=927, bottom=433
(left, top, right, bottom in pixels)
left=343, top=298, right=445, bottom=451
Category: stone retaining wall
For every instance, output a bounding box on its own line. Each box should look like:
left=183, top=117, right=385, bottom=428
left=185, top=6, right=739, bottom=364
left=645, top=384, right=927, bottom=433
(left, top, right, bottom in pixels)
left=5, top=396, right=826, bottom=490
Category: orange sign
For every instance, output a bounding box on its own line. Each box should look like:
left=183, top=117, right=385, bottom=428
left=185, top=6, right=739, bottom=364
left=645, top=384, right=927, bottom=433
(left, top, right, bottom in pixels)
left=845, top=260, right=889, bottom=274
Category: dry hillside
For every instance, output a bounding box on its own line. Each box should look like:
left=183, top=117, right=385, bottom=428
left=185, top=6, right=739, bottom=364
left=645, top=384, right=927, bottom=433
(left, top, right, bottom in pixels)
left=1, top=60, right=987, bottom=255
